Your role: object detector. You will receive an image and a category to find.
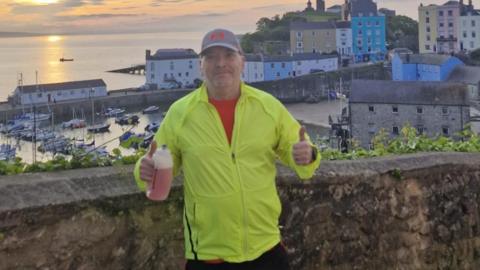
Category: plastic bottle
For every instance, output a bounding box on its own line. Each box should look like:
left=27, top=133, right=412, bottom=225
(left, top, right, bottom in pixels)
left=146, top=144, right=173, bottom=201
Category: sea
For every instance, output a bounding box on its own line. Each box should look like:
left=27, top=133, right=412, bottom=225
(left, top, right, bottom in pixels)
left=0, top=32, right=206, bottom=163
left=0, top=32, right=205, bottom=101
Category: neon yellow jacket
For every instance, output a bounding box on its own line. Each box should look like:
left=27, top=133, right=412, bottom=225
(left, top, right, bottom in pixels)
left=134, top=83, right=320, bottom=262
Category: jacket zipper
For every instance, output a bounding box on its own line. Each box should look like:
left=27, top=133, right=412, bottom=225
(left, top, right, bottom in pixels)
left=230, top=99, right=248, bottom=258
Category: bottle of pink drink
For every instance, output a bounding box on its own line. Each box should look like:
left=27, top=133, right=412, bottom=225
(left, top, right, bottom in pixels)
left=147, top=144, right=173, bottom=201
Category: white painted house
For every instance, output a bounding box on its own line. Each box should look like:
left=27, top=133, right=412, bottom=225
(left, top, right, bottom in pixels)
left=292, top=53, right=338, bottom=77
left=335, top=21, right=352, bottom=59
left=12, top=79, right=107, bottom=105
left=458, top=10, right=480, bottom=52
left=242, top=54, right=264, bottom=83
left=145, top=49, right=201, bottom=89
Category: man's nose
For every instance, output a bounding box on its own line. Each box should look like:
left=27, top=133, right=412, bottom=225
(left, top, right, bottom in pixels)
left=214, top=55, right=227, bottom=67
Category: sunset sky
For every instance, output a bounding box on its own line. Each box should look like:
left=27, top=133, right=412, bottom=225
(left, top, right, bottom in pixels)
left=0, top=0, right=471, bottom=35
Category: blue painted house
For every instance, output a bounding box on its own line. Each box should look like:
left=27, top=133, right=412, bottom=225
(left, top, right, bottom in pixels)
left=392, top=54, right=464, bottom=81
left=348, top=0, right=386, bottom=63
left=263, top=55, right=293, bottom=81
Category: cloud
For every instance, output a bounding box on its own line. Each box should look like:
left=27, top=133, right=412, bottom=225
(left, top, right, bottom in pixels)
left=150, top=0, right=206, bottom=7
left=56, top=13, right=145, bottom=20
left=63, top=0, right=105, bottom=7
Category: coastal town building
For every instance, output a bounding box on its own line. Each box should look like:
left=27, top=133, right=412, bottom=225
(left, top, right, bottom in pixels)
left=447, top=65, right=480, bottom=101
left=458, top=2, right=480, bottom=52
left=349, top=80, right=469, bottom=149
left=263, top=53, right=338, bottom=81
left=145, top=49, right=200, bottom=90
left=290, top=21, right=352, bottom=58
left=392, top=53, right=463, bottom=81
left=11, top=79, right=107, bottom=106
left=242, top=54, right=264, bottom=83
left=350, top=0, right=387, bottom=63
left=326, top=5, right=343, bottom=15
left=379, top=8, right=396, bottom=17
left=418, top=1, right=480, bottom=54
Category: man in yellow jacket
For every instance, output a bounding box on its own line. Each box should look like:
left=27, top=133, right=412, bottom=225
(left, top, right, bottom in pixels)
left=134, top=28, right=321, bottom=270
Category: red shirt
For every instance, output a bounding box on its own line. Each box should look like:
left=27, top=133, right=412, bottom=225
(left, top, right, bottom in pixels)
left=209, top=98, right=238, bottom=145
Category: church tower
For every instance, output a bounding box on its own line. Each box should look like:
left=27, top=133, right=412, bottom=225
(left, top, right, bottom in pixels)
left=317, top=0, right=325, bottom=13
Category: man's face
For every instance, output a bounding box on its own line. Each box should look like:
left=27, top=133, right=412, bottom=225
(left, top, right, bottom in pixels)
left=200, top=46, right=245, bottom=90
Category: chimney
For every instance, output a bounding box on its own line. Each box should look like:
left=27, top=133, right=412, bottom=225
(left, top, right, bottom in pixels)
left=146, top=50, right=151, bottom=58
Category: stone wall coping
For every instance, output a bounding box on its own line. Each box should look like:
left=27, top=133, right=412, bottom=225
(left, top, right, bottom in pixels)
left=1, top=152, right=480, bottom=213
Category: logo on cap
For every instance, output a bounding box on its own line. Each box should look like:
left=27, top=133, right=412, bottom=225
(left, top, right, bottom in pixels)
left=210, top=32, right=225, bottom=41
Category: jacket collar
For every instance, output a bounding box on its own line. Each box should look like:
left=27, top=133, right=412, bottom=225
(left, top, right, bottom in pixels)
left=197, top=82, right=251, bottom=103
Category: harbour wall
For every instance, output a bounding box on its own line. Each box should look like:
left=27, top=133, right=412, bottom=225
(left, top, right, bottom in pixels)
left=0, top=64, right=387, bottom=123
left=1, top=152, right=480, bottom=269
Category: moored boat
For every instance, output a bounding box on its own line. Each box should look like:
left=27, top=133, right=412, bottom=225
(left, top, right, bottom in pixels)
left=142, top=105, right=160, bottom=114
left=87, top=123, right=110, bottom=133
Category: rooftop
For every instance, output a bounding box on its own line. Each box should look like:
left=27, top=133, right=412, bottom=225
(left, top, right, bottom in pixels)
left=397, top=53, right=456, bottom=65
left=290, top=20, right=350, bottom=30
left=350, top=79, right=468, bottom=106
left=16, top=79, right=106, bottom=94
left=447, top=65, right=480, bottom=84
left=147, top=48, right=198, bottom=60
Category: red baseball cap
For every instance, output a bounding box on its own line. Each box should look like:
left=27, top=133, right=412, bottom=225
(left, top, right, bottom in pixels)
left=200, top=28, right=242, bottom=55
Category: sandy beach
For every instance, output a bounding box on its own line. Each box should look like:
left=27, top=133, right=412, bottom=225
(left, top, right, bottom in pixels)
left=285, top=99, right=345, bottom=127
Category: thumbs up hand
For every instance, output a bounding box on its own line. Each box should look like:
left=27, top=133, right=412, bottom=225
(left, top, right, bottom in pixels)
left=292, top=126, right=313, bottom=165
left=140, top=141, right=157, bottom=182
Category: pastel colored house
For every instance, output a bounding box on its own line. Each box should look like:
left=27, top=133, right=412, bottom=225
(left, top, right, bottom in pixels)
left=145, top=49, right=201, bottom=89
left=392, top=53, right=463, bottom=81
left=12, top=79, right=107, bottom=106
left=242, top=54, right=264, bottom=83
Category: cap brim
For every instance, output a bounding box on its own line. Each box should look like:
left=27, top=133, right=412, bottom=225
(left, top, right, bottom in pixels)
left=200, top=43, right=239, bottom=55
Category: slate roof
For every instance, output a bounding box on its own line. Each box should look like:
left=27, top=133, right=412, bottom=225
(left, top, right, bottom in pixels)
left=447, top=65, right=480, bottom=84
left=350, top=80, right=468, bottom=106
left=397, top=53, right=453, bottom=65
left=17, top=79, right=106, bottom=94
left=147, top=48, right=198, bottom=60
left=244, top=54, right=263, bottom=62
left=262, top=53, right=337, bottom=62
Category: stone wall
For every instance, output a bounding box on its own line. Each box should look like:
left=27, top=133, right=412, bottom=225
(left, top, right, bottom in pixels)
left=3, top=152, right=479, bottom=270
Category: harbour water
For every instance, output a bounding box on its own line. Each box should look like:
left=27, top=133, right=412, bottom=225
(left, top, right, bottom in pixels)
left=0, top=32, right=205, bottom=101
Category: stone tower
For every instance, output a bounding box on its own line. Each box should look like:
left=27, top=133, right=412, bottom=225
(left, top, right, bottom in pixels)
left=317, top=0, right=325, bottom=13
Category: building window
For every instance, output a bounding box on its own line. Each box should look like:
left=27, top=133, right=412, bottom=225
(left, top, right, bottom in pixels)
left=473, top=31, right=476, bottom=38
left=392, top=126, right=399, bottom=135
left=439, top=11, right=444, bottom=16
left=186, top=72, right=189, bottom=77
left=312, top=31, right=315, bottom=36
left=439, top=23, right=444, bottom=27
left=442, top=126, right=449, bottom=136
left=472, top=20, right=476, bottom=27
left=296, top=32, right=302, bottom=38
left=358, top=21, right=362, bottom=26
left=417, top=126, right=424, bottom=135
left=427, top=26, right=431, bottom=33
left=442, top=106, right=448, bottom=115
left=358, top=30, right=362, bottom=35
left=464, top=31, right=468, bottom=38
left=276, top=72, right=280, bottom=77
left=427, top=35, right=431, bottom=41
left=417, top=107, right=423, bottom=114
left=150, top=63, right=155, bottom=71
left=426, top=45, right=430, bottom=50
left=368, top=123, right=375, bottom=134
left=281, top=63, right=286, bottom=68
left=368, top=105, right=375, bottom=112
left=426, top=17, right=430, bottom=23
left=178, top=73, right=182, bottom=77
left=297, top=42, right=303, bottom=48
left=471, top=41, right=475, bottom=48
left=448, top=22, right=453, bottom=27
left=392, top=105, right=398, bottom=113
left=151, top=74, right=154, bottom=79
left=271, top=63, right=275, bottom=68
left=38, top=93, right=43, bottom=98
left=448, top=10, right=453, bottom=16
left=375, top=20, right=380, bottom=26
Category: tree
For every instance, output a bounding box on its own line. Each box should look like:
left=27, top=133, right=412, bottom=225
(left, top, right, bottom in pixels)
left=386, top=15, right=419, bottom=52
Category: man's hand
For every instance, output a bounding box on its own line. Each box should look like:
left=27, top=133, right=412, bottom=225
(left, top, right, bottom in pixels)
left=140, top=141, right=157, bottom=182
left=292, top=126, right=313, bottom=165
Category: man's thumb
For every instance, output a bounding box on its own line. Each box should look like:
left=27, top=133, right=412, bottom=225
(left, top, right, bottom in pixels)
left=299, top=126, right=306, bottom=142
left=148, top=141, right=157, bottom=158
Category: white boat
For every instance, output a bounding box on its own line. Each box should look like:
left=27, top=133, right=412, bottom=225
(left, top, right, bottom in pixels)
left=0, top=144, right=16, bottom=161
left=142, top=105, right=159, bottom=114
left=62, top=119, right=86, bottom=129
left=87, top=123, right=110, bottom=133
left=144, top=122, right=160, bottom=132
left=104, top=108, right=125, bottom=117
